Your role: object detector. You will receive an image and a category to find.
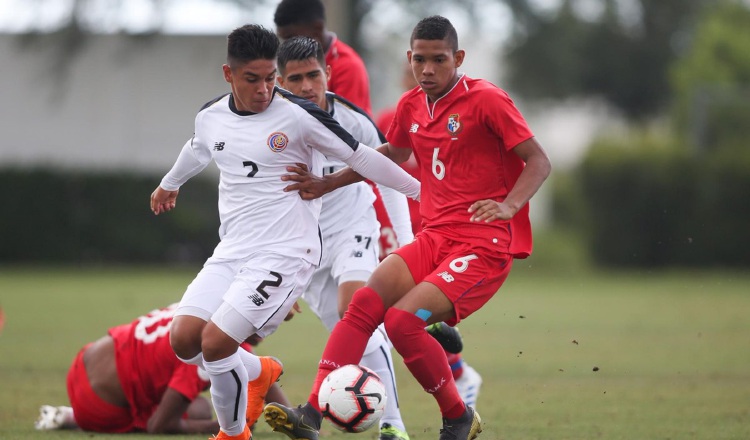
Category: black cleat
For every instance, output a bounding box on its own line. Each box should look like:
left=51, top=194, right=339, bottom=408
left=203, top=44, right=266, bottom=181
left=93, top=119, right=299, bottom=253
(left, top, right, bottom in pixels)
left=426, top=322, right=464, bottom=354
left=263, top=401, right=321, bottom=440
left=438, top=406, right=482, bottom=440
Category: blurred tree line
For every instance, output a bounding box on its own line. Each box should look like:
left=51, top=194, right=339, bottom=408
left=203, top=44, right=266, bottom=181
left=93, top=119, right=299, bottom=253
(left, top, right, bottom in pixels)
left=6, top=0, right=750, bottom=267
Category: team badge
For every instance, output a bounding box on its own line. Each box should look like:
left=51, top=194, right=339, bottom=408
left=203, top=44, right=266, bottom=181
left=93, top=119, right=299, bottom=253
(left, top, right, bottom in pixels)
left=446, top=113, right=463, bottom=136
left=267, top=132, right=289, bottom=152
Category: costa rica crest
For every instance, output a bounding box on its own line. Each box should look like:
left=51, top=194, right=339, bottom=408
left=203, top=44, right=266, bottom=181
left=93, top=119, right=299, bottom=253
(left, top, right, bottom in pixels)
left=446, top=113, right=463, bottom=136
left=267, top=132, right=289, bottom=152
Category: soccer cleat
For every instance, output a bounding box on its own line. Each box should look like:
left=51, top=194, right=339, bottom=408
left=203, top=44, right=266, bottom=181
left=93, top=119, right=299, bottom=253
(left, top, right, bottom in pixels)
left=246, top=356, right=284, bottom=428
left=34, top=405, right=73, bottom=430
left=426, top=322, right=464, bottom=354
left=264, top=401, right=321, bottom=440
left=455, top=363, right=483, bottom=409
left=438, top=406, right=482, bottom=440
left=379, top=422, right=411, bottom=440
left=210, top=425, right=250, bottom=440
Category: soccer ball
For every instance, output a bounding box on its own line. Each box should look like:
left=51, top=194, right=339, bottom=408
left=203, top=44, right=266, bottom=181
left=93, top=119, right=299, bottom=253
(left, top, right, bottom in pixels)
left=318, top=364, right=387, bottom=433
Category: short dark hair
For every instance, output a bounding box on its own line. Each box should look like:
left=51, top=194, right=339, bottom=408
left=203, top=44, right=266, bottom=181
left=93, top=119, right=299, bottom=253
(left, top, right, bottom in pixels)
left=274, top=0, right=326, bottom=27
left=278, top=36, right=325, bottom=75
left=227, top=24, right=279, bottom=67
left=410, top=15, right=459, bottom=52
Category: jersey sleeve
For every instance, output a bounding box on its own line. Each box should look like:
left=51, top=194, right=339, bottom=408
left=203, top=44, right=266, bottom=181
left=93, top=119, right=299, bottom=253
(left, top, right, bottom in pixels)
left=159, top=109, right=216, bottom=190
left=482, top=89, right=534, bottom=151
left=167, top=364, right=210, bottom=401
left=343, top=147, right=420, bottom=201
left=300, top=109, right=360, bottom=163
left=385, top=99, right=412, bottom=149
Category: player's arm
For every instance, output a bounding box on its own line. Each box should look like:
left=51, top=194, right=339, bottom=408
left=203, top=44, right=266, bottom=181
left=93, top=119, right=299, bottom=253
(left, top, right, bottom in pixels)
left=151, top=136, right=211, bottom=215
left=146, top=388, right=219, bottom=434
left=469, top=137, right=551, bottom=222
left=283, top=142, right=413, bottom=200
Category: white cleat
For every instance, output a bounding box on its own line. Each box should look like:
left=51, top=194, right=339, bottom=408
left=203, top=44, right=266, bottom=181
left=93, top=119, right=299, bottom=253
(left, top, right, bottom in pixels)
left=34, top=405, right=74, bottom=430
left=456, top=364, right=483, bottom=409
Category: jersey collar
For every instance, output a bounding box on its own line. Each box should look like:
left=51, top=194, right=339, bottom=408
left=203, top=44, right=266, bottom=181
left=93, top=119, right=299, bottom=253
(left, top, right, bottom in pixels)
left=425, top=73, right=467, bottom=119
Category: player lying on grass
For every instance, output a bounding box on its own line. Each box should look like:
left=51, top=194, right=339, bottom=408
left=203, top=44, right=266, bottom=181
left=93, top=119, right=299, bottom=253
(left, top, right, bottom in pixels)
left=35, top=303, right=290, bottom=434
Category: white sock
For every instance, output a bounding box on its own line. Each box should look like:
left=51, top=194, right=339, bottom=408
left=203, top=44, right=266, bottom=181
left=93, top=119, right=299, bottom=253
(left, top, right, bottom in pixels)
left=177, top=351, right=204, bottom=367
left=237, top=348, right=262, bottom=381
left=204, top=351, right=248, bottom=435
left=361, top=328, right=406, bottom=432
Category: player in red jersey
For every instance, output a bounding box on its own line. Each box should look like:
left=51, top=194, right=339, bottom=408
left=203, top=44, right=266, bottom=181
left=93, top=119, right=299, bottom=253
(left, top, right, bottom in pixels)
left=35, top=304, right=290, bottom=434
left=265, top=16, right=551, bottom=440
left=375, top=62, right=484, bottom=411
left=274, top=0, right=372, bottom=115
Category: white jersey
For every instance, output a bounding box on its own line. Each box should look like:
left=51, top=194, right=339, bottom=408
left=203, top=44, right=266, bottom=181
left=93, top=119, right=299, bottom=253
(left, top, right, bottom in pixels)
left=159, top=88, right=420, bottom=264
left=319, top=93, right=411, bottom=241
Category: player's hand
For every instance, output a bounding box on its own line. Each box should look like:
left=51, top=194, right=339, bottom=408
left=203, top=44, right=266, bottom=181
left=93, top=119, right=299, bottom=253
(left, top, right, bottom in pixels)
left=151, top=187, right=179, bottom=215
left=468, top=199, right=516, bottom=222
left=284, top=301, right=302, bottom=321
left=281, top=163, right=332, bottom=200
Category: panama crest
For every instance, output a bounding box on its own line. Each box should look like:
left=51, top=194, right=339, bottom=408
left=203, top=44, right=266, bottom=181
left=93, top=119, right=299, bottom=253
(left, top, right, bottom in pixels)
left=446, top=113, right=463, bottom=136
left=267, top=132, right=289, bottom=152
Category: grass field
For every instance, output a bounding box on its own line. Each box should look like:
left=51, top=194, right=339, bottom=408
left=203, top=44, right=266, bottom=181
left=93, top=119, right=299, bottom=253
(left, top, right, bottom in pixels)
left=1, top=263, right=749, bottom=440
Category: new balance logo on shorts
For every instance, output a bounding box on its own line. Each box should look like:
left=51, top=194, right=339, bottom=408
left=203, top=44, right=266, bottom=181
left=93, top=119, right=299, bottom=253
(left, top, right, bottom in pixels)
left=214, top=142, right=225, bottom=151
left=438, top=271, right=454, bottom=283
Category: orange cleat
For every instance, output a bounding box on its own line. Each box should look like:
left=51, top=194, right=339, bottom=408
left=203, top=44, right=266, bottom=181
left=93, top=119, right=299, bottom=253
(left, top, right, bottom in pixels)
left=246, top=356, right=284, bottom=429
left=210, top=424, right=250, bottom=440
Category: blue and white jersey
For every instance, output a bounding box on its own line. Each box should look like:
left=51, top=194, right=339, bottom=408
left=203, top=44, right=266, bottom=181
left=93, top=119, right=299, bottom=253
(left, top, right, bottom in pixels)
left=159, top=87, right=421, bottom=264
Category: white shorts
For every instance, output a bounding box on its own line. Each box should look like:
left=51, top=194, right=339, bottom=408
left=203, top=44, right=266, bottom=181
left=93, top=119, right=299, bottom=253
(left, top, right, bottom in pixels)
left=303, top=208, right=380, bottom=331
left=175, top=252, right=315, bottom=342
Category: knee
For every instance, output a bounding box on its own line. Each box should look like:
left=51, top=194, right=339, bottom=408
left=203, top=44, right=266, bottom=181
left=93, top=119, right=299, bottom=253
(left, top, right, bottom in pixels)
left=383, top=308, right=424, bottom=346
left=169, top=316, right=204, bottom=360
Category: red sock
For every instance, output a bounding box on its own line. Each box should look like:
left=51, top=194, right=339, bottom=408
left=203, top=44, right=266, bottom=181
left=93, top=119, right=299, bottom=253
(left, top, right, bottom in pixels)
left=384, top=308, right=465, bottom=419
left=447, top=352, right=464, bottom=380
left=308, top=286, right=385, bottom=409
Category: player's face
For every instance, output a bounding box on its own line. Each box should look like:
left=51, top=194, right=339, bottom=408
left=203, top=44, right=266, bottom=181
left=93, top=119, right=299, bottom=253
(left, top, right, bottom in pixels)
left=277, top=58, right=330, bottom=110
left=223, top=59, right=277, bottom=113
left=408, top=39, right=464, bottom=101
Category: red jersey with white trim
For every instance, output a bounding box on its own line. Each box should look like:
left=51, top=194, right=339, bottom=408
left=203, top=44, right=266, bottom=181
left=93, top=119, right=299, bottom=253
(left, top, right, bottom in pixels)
left=326, top=35, right=372, bottom=115
left=108, top=304, right=209, bottom=431
left=387, top=75, right=535, bottom=258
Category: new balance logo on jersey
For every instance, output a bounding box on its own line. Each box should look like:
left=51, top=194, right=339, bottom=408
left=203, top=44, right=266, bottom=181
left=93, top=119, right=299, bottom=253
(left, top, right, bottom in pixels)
left=409, top=123, right=419, bottom=133
left=213, top=142, right=225, bottom=151
left=351, top=250, right=363, bottom=258
left=437, top=271, right=455, bottom=283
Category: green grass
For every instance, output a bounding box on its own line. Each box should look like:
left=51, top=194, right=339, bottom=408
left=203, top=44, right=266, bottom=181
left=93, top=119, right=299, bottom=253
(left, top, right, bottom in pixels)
left=1, top=264, right=749, bottom=439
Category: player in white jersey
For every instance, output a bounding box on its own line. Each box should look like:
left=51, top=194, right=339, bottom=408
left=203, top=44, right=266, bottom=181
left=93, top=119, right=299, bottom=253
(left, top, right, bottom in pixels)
left=276, top=36, right=412, bottom=440
left=149, top=25, right=420, bottom=440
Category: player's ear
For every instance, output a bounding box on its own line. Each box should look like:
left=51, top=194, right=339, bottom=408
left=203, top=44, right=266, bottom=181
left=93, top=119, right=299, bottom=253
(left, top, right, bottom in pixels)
left=277, top=75, right=285, bottom=87
left=223, top=64, right=232, bottom=83
left=325, top=65, right=331, bottom=86
left=454, top=50, right=465, bottom=68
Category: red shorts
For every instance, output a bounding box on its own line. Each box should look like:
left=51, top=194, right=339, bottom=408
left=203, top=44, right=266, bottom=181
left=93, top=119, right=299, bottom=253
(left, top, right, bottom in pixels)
left=394, top=226, right=513, bottom=326
left=66, top=344, right=134, bottom=433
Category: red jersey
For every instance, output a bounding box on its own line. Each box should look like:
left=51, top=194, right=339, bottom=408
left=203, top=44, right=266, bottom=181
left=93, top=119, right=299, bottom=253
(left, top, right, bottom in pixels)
left=108, top=304, right=209, bottom=430
left=326, top=35, right=372, bottom=115
left=387, top=75, right=535, bottom=258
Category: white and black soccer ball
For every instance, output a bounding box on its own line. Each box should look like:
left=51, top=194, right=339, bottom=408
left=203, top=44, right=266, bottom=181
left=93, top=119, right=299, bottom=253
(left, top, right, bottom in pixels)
left=318, top=364, right=387, bottom=433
